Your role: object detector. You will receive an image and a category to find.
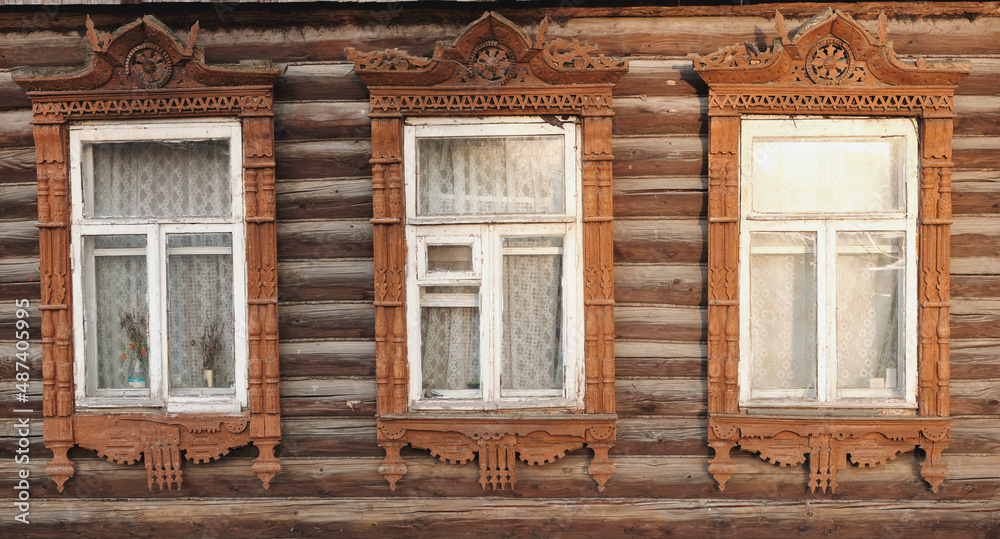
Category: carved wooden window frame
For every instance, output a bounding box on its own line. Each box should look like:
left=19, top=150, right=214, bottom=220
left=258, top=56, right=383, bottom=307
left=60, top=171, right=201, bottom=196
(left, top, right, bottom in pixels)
left=692, top=9, right=970, bottom=493
left=348, top=12, right=627, bottom=491
left=13, top=16, right=285, bottom=492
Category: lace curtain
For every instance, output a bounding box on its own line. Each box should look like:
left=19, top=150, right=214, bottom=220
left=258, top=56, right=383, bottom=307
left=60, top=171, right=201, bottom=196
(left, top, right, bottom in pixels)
left=93, top=235, right=149, bottom=391
left=501, top=238, right=563, bottom=392
left=416, top=136, right=564, bottom=215
left=836, top=232, right=902, bottom=389
left=751, top=140, right=901, bottom=213
left=88, top=141, right=235, bottom=393
left=167, top=234, right=236, bottom=391
left=421, top=304, right=481, bottom=394
left=749, top=232, right=817, bottom=392
left=89, top=140, right=230, bottom=218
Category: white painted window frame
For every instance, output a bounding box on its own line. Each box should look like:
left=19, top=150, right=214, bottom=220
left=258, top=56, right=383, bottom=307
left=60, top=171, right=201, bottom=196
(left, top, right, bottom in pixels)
left=403, top=117, right=584, bottom=411
left=738, top=117, right=919, bottom=409
left=69, top=120, right=248, bottom=414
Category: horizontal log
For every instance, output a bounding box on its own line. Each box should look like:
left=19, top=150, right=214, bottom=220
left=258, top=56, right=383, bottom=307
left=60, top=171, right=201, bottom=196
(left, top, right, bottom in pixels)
left=614, top=219, right=705, bottom=264
left=615, top=263, right=704, bottom=306
left=277, top=220, right=372, bottom=259
left=278, top=340, right=374, bottom=378
left=275, top=178, right=372, bottom=221
left=0, top=147, right=35, bottom=185
left=951, top=339, right=1000, bottom=380
left=615, top=340, right=705, bottom=379
left=0, top=257, right=39, bottom=283
left=278, top=301, right=374, bottom=341
left=6, top=453, right=1000, bottom=515
left=278, top=259, right=373, bottom=302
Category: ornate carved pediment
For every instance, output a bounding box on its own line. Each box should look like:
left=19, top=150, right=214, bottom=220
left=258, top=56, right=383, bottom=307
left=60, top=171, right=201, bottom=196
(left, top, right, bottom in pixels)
left=347, top=11, right=627, bottom=88
left=14, top=16, right=283, bottom=93
left=692, top=9, right=970, bottom=87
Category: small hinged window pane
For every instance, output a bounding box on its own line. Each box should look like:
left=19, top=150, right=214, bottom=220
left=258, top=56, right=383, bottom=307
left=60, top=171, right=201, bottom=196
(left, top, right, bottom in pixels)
left=420, top=286, right=482, bottom=398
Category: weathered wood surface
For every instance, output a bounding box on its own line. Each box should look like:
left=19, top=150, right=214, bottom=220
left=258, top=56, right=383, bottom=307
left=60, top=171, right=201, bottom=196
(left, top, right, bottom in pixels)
left=0, top=3, right=998, bottom=534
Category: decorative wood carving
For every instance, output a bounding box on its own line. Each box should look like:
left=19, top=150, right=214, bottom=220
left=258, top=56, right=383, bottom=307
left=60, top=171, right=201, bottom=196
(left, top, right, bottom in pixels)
left=692, top=8, right=970, bottom=493
left=13, top=16, right=285, bottom=492
left=350, top=12, right=626, bottom=491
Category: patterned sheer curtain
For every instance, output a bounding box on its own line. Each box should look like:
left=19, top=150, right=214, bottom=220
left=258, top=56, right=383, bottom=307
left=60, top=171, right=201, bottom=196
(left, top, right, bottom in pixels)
left=91, top=235, right=149, bottom=392
left=421, top=298, right=481, bottom=395
left=86, top=140, right=234, bottom=394
left=836, top=232, right=902, bottom=390
left=89, top=140, right=231, bottom=218
left=501, top=237, right=563, bottom=392
left=417, top=136, right=564, bottom=215
left=749, top=232, right=817, bottom=393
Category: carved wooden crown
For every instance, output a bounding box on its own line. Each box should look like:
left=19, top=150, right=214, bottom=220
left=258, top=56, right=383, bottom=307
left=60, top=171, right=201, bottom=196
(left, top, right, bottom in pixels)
left=692, top=8, right=970, bottom=87
left=13, top=15, right=284, bottom=92
left=347, top=11, right=627, bottom=88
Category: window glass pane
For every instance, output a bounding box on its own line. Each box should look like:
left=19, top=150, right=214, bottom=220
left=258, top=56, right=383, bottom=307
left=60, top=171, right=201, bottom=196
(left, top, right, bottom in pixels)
left=421, top=286, right=480, bottom=397
left=749, top=232, right=817, bottom=393
left=87, top=140, right=230, bottom=218
left=501, top=236, right=563, bottom=394
left=417, top=136, right=564, bottom=215
left=427, top=244, right=474, bottom=273
left=167, top=233, right=235, bottom=392
left=837, top=232, right=904, bottom=390
left=750, top=138, right=903, bottom=213
left=86, top=235, right=149, bottom=395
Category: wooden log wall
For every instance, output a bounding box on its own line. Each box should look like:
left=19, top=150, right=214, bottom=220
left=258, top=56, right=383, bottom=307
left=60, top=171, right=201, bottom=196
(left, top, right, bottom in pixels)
left=1, top=3, right=1000, bottom=536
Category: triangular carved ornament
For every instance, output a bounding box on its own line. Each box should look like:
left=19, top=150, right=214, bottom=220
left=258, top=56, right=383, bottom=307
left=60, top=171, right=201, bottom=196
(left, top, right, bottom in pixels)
left=13, top=15, right=284, bottom=92
left=347, top=11, right=627, bottom=88
left=691, top=8, right=970, bottom=87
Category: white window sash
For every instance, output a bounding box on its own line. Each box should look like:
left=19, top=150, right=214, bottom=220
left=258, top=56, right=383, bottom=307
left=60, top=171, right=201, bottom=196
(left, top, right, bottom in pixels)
left=738, top=117, right=919, bottom=409
left=70, top=120, right=247, bottom=413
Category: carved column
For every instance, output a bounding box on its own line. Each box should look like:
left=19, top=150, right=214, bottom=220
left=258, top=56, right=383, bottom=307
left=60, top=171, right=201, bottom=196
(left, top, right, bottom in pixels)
left=582, top=113, right=616, bottom=415
left=243, top=110, right=281, bottom=488
left=918, top=117, right=954, bottom=419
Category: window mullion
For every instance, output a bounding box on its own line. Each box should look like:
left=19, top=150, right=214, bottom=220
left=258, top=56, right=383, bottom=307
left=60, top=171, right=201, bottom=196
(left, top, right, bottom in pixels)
left=484, top=224, right=501, bottom=405
left=148, top=224, right=165, bottom=403
left=818, top=222, right=835, bottom=403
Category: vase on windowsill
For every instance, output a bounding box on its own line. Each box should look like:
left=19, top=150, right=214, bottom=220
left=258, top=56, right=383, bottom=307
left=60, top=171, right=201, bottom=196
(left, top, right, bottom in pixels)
left=203, top=369, right=215, bottom=388
left=127, top=356, right=147, bottom=389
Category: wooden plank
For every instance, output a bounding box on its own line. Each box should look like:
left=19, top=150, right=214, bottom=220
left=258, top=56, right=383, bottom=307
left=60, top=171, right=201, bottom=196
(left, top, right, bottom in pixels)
left=278, top=259, right=373, bottom=302
left=0, top=258, right=39, bottom=284
left=277, top=220, right=372, bottom=260
left=614, top=176, right=705, bottom=218
left=951, top=299, right=1000, bottom=340
left=615, top=263, right=704, bottom=306
left=278, top=339, right=374, bottom=378
left=6, top=458, right=1000, bottom=518
left=615, top=340, right=705, bottom=379
left=274, top=139, right=371, bottom=181
left=613, top=219, right=705, bottom=265
left=278, top=377, right=375, bottom=418
left=615, top=304, right=704, bottom=343
left=278, top=302, right=374, bottom=341
left=0, top=339, right=41, bottom=379
left=275, top=178, right=372, bottom=221
left=951, top=339, right=1000, bottom=380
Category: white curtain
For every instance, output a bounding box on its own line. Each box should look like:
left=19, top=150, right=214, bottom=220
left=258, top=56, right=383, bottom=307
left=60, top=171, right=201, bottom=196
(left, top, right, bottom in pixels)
left=416, top=136, right=564, bottom=215
left=836, top=232, right=902, bottom=389
left=421, top=305, right=480, bottom=393
left=749, top=232, right=817, bottom=392
left=501, top=239, right=563, bottom=392
left=90, top=140, right=230, bottom=218
left=167, top=234, right=236, bottom=390
left=93, top=235, right=148, bottom=391
left=88, top=142, right=235, bottom=392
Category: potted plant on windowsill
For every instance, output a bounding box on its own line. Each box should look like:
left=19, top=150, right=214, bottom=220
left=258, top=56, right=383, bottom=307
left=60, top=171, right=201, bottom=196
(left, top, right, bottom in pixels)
left=194, top=320, right=224, bottom=388
left=119, top=308, right=148, bottom=389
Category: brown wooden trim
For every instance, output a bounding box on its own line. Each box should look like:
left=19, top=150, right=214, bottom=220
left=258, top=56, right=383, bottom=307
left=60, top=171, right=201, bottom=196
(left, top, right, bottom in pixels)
left=692, top=8, right=971, bottom=494
left=351, top=12, right=627, bottom=492
left=13, top=15, right=285, bottom=493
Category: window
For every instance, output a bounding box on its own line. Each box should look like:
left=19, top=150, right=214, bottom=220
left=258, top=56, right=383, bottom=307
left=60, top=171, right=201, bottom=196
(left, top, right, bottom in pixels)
left=14, top=15, right=284, bottom=492
left=70, top=121, right=247, bottom=413
left=349, top=12, right=626, bottom=491
left=739, top=117, right=918, bottom=407
left=692, top=8, right=970, bottom=494
left=404, top=118, right=582, bottom=409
